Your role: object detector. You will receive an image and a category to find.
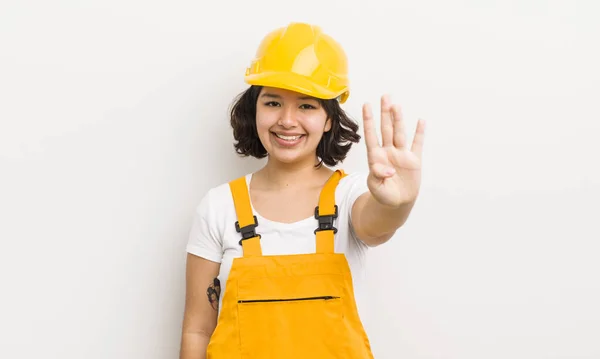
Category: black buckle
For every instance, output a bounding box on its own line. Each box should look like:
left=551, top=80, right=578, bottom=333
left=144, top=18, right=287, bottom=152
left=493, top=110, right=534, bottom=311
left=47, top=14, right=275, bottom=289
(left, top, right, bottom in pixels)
left=235, top=216, right=260, bottom=245
left=314, top=205, right=338, bottom=234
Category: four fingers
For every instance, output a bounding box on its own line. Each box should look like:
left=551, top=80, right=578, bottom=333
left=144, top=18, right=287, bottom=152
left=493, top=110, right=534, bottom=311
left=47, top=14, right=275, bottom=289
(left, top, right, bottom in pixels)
left=363, top=95, right=425, bottom=158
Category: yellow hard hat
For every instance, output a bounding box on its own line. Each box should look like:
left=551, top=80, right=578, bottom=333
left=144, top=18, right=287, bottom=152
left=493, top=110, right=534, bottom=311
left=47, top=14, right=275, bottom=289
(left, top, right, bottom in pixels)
left=244, top=22, right=350, bottom=103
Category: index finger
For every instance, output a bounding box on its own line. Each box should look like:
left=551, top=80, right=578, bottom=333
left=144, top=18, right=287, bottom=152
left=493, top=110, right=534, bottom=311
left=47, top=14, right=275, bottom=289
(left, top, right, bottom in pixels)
left=362, top=103, right=380, bottom=152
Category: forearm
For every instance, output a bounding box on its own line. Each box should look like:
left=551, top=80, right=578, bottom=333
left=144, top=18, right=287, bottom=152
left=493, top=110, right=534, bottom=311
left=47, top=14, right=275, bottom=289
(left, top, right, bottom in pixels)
left=180, top=254, right=220, bottom=359
left=353, top=192, right=416, bottom=245
left=180, top=331, right=211, bottom=359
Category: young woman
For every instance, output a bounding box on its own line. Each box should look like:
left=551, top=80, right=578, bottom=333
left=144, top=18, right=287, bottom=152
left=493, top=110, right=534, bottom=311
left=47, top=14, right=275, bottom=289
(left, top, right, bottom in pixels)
left=180, top=22, right=425, bottom=359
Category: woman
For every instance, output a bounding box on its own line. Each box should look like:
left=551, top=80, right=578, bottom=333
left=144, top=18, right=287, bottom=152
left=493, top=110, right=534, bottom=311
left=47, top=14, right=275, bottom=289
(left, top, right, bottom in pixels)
left=180, top=22, right=425, bottom=359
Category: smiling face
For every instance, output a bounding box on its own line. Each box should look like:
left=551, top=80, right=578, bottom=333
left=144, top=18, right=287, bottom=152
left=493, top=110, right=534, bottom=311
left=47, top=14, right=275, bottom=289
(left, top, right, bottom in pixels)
left=255, top=87, right=332, bottom=166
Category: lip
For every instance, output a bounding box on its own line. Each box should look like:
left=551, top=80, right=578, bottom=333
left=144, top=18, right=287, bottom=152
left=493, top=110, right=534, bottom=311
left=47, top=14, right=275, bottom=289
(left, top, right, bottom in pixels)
left=271, top=132, right=305, bottom=147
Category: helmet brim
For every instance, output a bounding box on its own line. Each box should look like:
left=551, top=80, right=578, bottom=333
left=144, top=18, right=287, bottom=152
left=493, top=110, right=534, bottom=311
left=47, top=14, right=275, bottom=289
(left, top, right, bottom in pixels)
left=245, top=71, right=349, bottom=104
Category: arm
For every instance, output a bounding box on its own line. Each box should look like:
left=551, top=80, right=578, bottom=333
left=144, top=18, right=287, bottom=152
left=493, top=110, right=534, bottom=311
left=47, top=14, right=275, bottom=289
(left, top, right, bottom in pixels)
left=179, top=254, right=221, bottom=359
left=352, top=192, right=416, bottom=246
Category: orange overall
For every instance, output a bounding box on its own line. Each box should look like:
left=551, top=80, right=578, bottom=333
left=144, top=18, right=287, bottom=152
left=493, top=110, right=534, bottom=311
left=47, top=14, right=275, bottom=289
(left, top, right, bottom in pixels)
left=207, top=170, right=374, bottom=358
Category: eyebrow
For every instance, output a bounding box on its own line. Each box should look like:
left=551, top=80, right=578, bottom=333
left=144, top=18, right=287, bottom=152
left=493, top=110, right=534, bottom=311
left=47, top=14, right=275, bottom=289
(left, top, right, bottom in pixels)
left=260, top=93, right=319, bottom=101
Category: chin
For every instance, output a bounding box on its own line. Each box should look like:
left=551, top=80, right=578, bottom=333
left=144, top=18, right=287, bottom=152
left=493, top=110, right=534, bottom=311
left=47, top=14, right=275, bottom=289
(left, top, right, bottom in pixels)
left=269, top=153, right=303, bottom=164
left=267, top=151, right=313, bottom=166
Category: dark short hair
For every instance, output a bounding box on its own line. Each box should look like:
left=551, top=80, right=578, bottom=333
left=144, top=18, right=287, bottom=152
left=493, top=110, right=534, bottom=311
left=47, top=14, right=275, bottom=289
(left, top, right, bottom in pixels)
left=229, top=85, right=361, bottom=167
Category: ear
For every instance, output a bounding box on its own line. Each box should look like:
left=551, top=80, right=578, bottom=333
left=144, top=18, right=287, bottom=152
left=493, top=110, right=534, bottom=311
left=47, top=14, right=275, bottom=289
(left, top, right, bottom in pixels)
left=324, top=118, right=332, bottom=132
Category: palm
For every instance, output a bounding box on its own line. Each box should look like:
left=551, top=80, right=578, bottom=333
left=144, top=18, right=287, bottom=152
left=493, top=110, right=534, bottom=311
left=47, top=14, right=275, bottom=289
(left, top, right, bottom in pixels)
left=362, top=95, right=425, bottom=208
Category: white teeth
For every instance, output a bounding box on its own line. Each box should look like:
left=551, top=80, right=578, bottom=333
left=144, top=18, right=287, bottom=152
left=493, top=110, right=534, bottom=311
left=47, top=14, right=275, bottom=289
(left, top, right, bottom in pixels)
left=275, top=134, right=301, bottom=141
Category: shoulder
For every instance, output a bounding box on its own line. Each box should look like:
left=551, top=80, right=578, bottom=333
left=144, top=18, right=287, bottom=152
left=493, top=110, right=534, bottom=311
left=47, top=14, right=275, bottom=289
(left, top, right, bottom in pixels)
left=187, top=174, right=252, bottom=261
left=334, top=170, right=370, bottom=229
left=336, top=170, right=369, bottom=203
left=338, top=171, right=368, bottom=187
left=332, top=170, right=371, bottom=254
left=204, top=181, right=235, bottom=207
left=193, top=174, right=254, bottom=235
left=197, top=173, right=251, bottom=211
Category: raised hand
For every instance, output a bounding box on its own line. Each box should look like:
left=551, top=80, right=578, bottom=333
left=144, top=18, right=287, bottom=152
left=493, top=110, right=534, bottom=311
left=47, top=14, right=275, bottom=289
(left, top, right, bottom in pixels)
left=362, top=94, right=425, bottom=208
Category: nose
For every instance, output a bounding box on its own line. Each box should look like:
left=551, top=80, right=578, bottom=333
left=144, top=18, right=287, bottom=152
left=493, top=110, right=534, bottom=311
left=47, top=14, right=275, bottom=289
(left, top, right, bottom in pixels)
left=278, top=105, right=297, bottom=128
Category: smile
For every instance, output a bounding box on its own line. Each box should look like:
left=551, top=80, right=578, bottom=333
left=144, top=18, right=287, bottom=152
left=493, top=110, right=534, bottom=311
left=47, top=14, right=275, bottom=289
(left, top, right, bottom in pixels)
left=271, top=132, right=305, bottom=147
left=275, top=133, right=303, bottom=141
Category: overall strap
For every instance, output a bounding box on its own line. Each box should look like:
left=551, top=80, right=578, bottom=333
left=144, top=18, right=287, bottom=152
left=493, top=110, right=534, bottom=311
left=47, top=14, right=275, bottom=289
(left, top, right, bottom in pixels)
left=314, top=169, right=346, bottom=254
left=229, top=176, right=262, bottom=257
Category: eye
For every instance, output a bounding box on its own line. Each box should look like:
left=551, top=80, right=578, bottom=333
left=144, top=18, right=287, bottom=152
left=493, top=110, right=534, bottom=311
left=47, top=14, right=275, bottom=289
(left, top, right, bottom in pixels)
left=264, top=101, right=281, bottom=107
left=299, top=104, right=317, bottom=110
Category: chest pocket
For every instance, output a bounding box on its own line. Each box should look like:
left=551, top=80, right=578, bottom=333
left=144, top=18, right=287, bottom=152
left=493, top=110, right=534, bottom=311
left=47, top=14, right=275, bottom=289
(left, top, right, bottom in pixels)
left=237, top=273, right=346, bottom=358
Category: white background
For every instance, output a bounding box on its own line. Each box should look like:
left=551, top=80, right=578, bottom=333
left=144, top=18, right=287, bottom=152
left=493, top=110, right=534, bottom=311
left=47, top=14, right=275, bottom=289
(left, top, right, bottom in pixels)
left=1, top=0, right=599, bottom=358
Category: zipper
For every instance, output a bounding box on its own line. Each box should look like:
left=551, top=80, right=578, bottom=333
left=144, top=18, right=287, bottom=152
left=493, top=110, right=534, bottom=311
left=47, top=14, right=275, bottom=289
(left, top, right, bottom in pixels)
left=238, top=295, right=339, bottom=304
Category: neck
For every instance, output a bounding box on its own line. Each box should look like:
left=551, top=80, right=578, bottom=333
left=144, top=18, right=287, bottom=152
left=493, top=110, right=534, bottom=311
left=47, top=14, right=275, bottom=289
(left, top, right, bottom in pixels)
left=255, top=156, right=330, bottom=190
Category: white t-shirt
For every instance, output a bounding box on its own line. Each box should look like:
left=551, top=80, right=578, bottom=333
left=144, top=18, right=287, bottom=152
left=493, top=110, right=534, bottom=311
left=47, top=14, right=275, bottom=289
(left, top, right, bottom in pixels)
left=186, top=171, right=372, bottom=320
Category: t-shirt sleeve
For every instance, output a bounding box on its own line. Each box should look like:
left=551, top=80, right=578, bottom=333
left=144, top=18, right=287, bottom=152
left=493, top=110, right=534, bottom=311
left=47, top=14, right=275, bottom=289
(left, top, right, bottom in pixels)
left=344, top=172, right=370, bottom=224
left=347, top=172, right=369, bottom=220
left=186, top=188, right=224, bottom=263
